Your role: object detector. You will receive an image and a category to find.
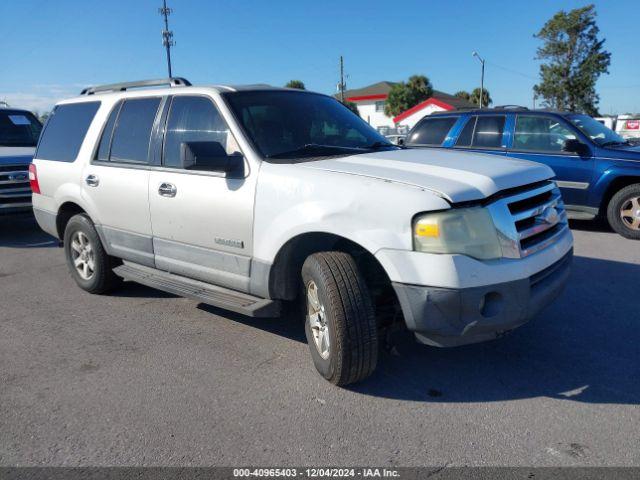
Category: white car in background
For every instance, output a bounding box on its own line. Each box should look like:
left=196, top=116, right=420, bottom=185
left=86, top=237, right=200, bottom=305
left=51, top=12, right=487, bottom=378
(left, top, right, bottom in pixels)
left=616, top=114, right=640, bottom=141
left=595, top=114, right=640, bottom=143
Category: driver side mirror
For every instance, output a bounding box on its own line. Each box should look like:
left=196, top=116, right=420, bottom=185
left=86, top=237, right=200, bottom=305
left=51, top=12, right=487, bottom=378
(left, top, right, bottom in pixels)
left=180, top=141, right=244, bottom=176
left=562, top=138, right=590, bottom=157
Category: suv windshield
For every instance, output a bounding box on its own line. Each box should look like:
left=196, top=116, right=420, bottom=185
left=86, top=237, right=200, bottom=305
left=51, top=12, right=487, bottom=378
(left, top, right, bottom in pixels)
left=0, top=110, right=43, bottom=147
left=566, top=113, right=627, bottom=147
left=223, top=90, right=396, bottom=160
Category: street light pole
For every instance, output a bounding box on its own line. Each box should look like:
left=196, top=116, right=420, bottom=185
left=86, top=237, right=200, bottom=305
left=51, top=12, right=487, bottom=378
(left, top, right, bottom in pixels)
left=472, top=51, right=485, bottom=109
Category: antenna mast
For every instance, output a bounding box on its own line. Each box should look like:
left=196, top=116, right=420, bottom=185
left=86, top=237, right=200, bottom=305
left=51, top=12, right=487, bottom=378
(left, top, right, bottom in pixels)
left=158, top=0, right=175, bottom=77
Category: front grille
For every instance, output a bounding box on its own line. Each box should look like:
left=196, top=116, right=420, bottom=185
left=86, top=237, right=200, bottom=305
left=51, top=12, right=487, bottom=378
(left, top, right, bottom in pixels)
left=0, top=164, right=31, bottom=207
left=487, top=180, right=569, bottom=258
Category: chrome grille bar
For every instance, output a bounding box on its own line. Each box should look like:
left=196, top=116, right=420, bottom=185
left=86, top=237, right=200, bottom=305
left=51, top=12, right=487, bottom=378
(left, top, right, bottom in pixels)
left=511, top=192, right=562, bottom=222
left=488, top=180, right=569, bottom=259
left=0, top=164, right=31, bottom=210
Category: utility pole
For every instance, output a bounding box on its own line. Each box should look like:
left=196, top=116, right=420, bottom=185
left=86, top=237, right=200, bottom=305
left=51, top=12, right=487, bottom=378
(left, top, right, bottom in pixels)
left=472, top=51, right=485, bottom=108
left=339, top=56, right=345, bottom=103
left=159, top=0, right=175, bottom=77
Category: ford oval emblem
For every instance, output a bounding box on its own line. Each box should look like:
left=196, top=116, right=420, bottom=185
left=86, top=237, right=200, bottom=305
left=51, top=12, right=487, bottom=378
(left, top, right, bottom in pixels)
left=9, top=173, right=28, bottom=181
left=541, top=206, right=559, bottom=224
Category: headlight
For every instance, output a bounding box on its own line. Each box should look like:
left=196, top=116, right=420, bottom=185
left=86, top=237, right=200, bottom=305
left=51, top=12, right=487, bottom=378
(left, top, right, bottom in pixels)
left=413, top=207, right=502, bottom=260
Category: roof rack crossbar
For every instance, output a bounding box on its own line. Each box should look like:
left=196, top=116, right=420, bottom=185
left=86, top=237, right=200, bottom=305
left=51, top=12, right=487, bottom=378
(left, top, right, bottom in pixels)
left=80, top=77, right=192, bottom=95
left=493, top=105, right=528, bottom=110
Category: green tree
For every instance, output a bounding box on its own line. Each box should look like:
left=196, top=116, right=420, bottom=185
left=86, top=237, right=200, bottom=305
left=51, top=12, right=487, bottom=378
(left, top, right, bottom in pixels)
left=342, top=100, right=359, bottom=116
left=284, top=80, right=306, bottom=90
left=469, top=88, right=492, bottom=107
left=533, top=4, right=611, bottom=116
left=454, top=90, right=471, bottom=101
left=384, top=75, right=433, bottom=117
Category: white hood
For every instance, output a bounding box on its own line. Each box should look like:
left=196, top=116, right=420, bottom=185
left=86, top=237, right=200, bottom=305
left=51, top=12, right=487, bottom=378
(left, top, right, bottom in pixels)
left=301, top=148, right=554, bottom=203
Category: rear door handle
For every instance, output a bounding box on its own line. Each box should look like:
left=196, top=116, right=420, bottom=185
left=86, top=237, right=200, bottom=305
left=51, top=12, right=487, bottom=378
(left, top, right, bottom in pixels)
left=85, top=174, right=99, bottom=187
left=158, top=182, right=177, bottom=197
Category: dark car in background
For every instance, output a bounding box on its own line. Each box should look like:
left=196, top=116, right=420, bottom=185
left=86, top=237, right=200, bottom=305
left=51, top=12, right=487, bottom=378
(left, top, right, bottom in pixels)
left=0, top=108, right=42, bottom=215
left=406, top=107, right=640, bottom=239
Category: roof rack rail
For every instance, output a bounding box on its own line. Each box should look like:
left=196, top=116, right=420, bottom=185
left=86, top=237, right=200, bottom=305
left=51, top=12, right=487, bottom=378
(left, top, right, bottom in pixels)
left=80, top=77, right=192, bottom=95
left=493, top=105, right=528, bottom=110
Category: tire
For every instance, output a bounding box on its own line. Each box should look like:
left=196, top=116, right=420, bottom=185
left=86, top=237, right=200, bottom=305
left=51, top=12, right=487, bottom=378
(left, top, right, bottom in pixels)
left=606, top=184, right=640, bottom=240
left=63, top=214, right=122, bottom=294
left=301, top=251, right=378, bottom=386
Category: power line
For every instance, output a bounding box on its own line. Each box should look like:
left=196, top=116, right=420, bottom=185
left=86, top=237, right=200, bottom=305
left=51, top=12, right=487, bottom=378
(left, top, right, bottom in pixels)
left=485, top=60, right=538, bottom=81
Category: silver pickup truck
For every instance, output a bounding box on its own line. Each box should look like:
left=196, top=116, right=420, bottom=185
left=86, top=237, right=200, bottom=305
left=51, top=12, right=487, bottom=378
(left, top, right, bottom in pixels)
left=0, top=107, right=42, bottom=214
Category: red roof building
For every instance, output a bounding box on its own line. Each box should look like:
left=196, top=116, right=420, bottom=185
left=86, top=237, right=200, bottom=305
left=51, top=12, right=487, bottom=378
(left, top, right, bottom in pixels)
left=338, top=81, right=475, bottom=131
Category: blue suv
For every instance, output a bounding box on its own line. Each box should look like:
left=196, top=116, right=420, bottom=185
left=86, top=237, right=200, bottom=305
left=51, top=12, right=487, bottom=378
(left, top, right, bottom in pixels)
left=406, top=108, right=640, bottom=239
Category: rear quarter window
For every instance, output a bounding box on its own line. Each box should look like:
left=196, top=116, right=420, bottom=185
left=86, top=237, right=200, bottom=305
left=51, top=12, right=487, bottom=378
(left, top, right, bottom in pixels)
left=407, top=116, right=458, bottom=146
left=35, top=102, right=101, bottom=162
left=109, top=98, right=161, bottom=164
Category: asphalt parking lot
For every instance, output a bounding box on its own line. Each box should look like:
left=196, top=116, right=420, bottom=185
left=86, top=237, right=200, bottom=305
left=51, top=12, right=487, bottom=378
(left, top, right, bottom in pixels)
left=1, top=215, right=638, bottom=467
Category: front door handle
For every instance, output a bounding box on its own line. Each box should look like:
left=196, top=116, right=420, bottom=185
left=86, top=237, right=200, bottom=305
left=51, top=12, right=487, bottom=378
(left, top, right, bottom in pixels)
left=85, top=174, right=99, bottom=187
left=158, top=182, right=177, bottom=197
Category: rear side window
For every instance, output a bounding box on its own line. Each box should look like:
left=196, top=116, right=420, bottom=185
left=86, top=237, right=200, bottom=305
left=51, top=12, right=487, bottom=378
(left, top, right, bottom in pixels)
left=455, top=117, right=476, bottom=147
left=35, top=102, right=100, bottom=161
left=407, top=116, right=458, bottom=146
left=109, top=98, right=161, bottom=164
left=95, top=102, right=122, bottom=162
left=455, top=115, right=505, bottom=149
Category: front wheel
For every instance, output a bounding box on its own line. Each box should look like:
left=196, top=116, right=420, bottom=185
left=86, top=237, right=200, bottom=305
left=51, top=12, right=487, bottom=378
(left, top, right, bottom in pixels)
left=607, top=184, right=640, bottom=240
left=301, top=252, right=378, bottom=386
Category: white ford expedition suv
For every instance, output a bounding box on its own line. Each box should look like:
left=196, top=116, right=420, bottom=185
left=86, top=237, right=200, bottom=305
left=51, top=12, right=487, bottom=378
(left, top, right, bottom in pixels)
left=31, top=78, right=573, bottom=386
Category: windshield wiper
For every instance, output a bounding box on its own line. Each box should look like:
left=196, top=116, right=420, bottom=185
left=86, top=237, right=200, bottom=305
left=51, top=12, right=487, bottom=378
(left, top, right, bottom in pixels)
left=601, top=140, right=630, bottom=147
left=267, top=144, right=365, bottom=158
left=366, top=141, right=401, bottom=150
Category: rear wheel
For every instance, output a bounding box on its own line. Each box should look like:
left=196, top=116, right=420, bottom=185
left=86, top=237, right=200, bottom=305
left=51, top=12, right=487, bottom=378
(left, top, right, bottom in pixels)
left=607, top=184, right=640, bottom=240
left=63, top=214, right=121, bottom=293
left=301, top=251, right=378, bottom=386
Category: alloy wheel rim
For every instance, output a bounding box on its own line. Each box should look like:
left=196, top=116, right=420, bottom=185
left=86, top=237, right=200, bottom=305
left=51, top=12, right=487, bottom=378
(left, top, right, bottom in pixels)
left=70, top=231, right=95, bottom=280
left=307, top=280, right=330, bottom=359
left=620, top=196, right=640, bottom=231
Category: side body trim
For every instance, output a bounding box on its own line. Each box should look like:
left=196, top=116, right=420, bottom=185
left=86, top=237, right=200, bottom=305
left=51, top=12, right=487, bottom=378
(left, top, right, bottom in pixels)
left=153, top=237, right=251, bottom=292
left=96, top=225, right=155, bottom=267
left=556, top=180, right=590, bottom=190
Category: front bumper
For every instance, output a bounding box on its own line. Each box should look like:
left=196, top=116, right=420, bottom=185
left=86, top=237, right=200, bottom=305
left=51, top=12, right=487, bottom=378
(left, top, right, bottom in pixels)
left=393, top=249, right=572, bottom=347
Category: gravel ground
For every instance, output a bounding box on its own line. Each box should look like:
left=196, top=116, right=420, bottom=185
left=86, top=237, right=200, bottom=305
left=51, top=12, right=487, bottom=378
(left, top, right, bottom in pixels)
left=1, top=215, right=638, bottom=467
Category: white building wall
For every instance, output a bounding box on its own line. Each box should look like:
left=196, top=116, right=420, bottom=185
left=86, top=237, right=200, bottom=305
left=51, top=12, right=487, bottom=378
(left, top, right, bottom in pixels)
left=355, top=101, right=396, bottom=129
left=395, top=104, right=448, bottom=130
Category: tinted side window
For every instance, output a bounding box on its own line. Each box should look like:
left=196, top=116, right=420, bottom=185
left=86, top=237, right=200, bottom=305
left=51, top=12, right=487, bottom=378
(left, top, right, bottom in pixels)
left=513, top=116, right=576, bottom=152
left=0, top=111, right=42, bottom=147
left=455, top=116, right=505, bottom=149
left=110, top=98, right=161, bottom=164
left=407, top=117, right=458, bottom=146
left=36, top=102, right=100, bottom=162
left=95, top=102, right=122, bottom=161
left=472, top=116, right=505, bottom=148
left=163, top=96, right=240, bottom=168
left=455, top=116, right=476, bottom=147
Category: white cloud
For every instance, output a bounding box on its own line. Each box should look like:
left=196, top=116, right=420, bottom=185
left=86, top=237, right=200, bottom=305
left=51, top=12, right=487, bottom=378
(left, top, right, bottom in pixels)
left=0, top=84, right=89, bottom=113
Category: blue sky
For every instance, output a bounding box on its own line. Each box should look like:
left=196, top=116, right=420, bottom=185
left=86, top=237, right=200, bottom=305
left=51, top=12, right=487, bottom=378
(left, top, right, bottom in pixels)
left=1, top=0, right=638, bottom=114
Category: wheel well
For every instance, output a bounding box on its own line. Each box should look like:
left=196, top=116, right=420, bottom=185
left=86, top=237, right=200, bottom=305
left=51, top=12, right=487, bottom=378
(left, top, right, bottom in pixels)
left=600, top=176, right=640, bottom=216
left=56, top=202, right=86, bottom=239
left=269, top=232, right=400, bottom=324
